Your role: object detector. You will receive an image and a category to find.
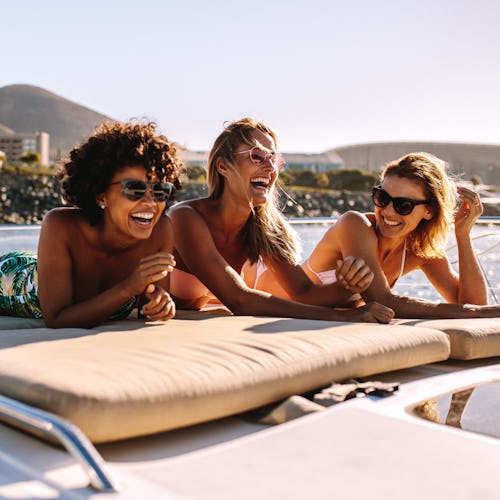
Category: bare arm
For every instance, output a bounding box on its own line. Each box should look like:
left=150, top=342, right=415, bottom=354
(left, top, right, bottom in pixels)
left=168, top=206, right=394, bottom=323
left=335, top=211, right=499, bottom=319
left=266, top=257, right=371, bottom=306
left=452, top=186, right=488, bottom=304
left=38, top=210, right=175, bottom=328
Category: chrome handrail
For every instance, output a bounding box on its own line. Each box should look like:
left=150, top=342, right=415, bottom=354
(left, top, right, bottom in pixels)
left=0, top=394, right=119, bottom=492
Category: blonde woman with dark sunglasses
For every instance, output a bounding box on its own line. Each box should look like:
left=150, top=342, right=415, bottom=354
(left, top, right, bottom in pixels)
left=0, top=120, right=182, bottom=328
left=168, top=117, right=394, bottom=324
left=290, top=152, right=500, bottom=319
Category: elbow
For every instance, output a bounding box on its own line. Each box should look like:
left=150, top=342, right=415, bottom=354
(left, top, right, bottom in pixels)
left=461, top=297, right=488, bottom=306
left=43, top=318, right=60, bottom=329
left=42, top=312, right=65, bottom=329
left=43, top=313, right=98, bottom=329
left=361, top=289, right=395, bottom=308
left=225, top=299, right=253, bottom=316
left=172, top=295, right=206, bottom=311
left=43, top=317, right=74, bottom=329
left=222, top=291, right=264, bottom=316
left=286, top=282, right=314, bottom=304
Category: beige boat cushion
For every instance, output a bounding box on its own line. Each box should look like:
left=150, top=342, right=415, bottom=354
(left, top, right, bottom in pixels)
left=396, top=318, right=500, bottom=360
left=0, top=312, right=450, bottom=443
left=0, top=316, right=44, bottom=330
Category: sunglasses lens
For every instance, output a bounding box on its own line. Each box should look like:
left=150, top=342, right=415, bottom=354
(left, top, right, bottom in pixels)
left=250, top=148, right=267, bottom=164
left=372, top=187, right=390, bottom=207
left=393, top=199, right=414, bottom=215
left=152, top=183, right=173, bottom=202
left=271, top=153, right=285, bottom=171
left=372, top=187, right=417, bottom=215
left=249, top=148, right=285, bottom=170
left=121, top=181, right=173, bottom=202
left=122, top=181, right=147, bottom=201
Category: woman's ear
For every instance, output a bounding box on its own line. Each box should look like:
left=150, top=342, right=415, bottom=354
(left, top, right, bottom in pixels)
left=216, top=157, right=229, bottom=177
left=96, top=194, right=106, bottom=209
left=423, top=207, right=434, bottom=221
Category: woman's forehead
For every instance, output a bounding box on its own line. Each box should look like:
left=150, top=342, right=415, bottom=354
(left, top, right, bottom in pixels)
left=247, top=129, right=276, bottom=149
left=382, top=175, right=427, bottom=197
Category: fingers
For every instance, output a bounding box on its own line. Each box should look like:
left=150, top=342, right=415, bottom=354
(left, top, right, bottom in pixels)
left=337, top=257, right=374, bottom=292
left=340, top=302, right=394, bottom=324
left=454, top=189, right=483, bottom=237
left=356, top=303, right=394, bottom=323
left=456, top=186, right=483, bottom=214
left=140, top=252, right=176, bottom=266
left=141, top=287, right=176, bottom=321
left=136, top=253, right=177, bottom=288
left=367, top=302, right=395, bottom=324
left=139, top=254, right=176, bottom=274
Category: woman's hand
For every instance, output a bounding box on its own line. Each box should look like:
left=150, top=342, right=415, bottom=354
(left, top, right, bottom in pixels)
left=338, top=302, right=395, bottom=324
left=141, top=284, right=176, bottom=321
left=123, top=252, right=176, bottom=297
left=336, top=256, right=374, bottom=293
left=454, top=186, right=483, bottom=238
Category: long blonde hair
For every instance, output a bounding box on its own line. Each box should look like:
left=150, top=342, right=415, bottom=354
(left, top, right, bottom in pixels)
left=207, top=118, right=301, bottom=265
left=381, top=152, right=456, bottom=258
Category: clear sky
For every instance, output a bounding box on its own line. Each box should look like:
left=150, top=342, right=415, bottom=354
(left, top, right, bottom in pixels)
left=3, top=0, right=500, bottom=153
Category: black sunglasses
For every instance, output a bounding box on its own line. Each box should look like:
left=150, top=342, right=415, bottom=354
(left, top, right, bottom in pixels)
left=372, top=186, right=432, bottom=216
left=110, top=180, right=174, bottom=202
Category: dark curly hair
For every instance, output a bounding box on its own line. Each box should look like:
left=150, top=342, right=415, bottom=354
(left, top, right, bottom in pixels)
left=59, top=120, right=183, bottom=224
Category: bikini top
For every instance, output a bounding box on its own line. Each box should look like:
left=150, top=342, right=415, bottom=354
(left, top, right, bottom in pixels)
left=306, top=239, right=407, bottom=289
left=304, top=261, right=338, bottom=285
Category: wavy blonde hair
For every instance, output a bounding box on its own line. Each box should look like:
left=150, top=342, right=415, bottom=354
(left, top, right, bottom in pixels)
left=207, top=117, right=300, bottom=265
left=381, top=152, right=457, bottom=258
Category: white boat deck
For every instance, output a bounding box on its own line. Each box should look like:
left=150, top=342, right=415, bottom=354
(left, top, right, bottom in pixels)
left=1, top=358, right=499, bottom=499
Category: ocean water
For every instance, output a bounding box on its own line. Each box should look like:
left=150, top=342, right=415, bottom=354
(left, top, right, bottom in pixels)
left=296, top=218, right=500, bottom=303
left=1, top=219, right=499, bottom=303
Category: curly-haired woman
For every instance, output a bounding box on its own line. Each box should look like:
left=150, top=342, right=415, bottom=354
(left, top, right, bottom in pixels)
left=0, top=120, right=182, bottom=328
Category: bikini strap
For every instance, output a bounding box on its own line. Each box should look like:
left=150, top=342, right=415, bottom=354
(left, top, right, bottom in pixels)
left=398, top=239, right=407, bottom=281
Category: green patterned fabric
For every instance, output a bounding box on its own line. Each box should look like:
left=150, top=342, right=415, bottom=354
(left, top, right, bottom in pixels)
left=108, top=296, right=136, bottom=321
left=0, top=251, right=41, bottom=318
left=0, top=251, right=136, bottom=321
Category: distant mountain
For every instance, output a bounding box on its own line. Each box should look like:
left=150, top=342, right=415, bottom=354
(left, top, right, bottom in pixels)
left=0, top=84, right=111, bottom=161
left=332, top=141, right=500, bottom=186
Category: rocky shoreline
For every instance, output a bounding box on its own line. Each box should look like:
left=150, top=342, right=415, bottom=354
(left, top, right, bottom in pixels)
left=1, top=174, right=499, bottom=225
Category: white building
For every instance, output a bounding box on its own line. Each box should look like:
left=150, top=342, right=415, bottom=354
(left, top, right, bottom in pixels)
left=0, top=130, right=50, bottom=167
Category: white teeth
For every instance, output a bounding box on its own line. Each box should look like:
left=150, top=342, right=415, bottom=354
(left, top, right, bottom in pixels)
left=250, top=177, right=270, bottom=186
left=132, top=212, right=154, bottom=220
left=384, top=218, right=399, bottom=226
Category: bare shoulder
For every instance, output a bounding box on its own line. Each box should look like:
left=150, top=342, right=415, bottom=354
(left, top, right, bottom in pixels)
left=332, top=211, right=378, bottom=253
left=336, top=210, right=374, bottom=229
left=321, top=211, right=374, bottom=239
left=41, top=207, right=85, bottom=235
left=168, top=199, right=206, bottom=219
left=168, top=199, right=213, bottom=228
left=38, top=208, right=87, bottom=258
left=43, top=206, right=80, bottom=222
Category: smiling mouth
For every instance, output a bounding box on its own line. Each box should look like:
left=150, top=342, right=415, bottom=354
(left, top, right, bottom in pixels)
left=250, top=177, right=270, bottom=189
left=131, top=212, right=155, bottom=225
left=382, top=216, right=400, bottom=226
